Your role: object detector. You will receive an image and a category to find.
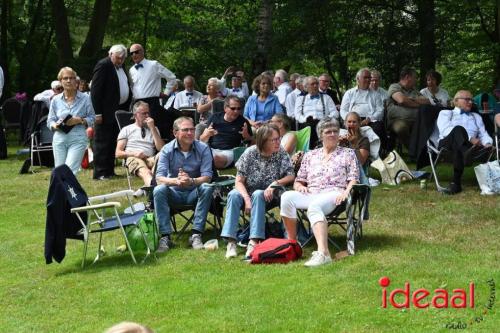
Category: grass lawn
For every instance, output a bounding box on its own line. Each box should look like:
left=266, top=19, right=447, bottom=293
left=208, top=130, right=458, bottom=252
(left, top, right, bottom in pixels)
left=0, top=144, right=498, bottom=333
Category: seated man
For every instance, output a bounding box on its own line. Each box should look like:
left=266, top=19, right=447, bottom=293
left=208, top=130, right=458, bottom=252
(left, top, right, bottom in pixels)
left=340, top=68, right=387, bottom=155
left=437, top=90, right=493, bottom=194
left=115, top=101, right=164, bottom=195
left=387, top=67, right=430, bottom=147
left=153, top=117, right=215, bottom=252
left=173, top=75, right=203, bottom=109
left=199, top=95, right=253, bottom=169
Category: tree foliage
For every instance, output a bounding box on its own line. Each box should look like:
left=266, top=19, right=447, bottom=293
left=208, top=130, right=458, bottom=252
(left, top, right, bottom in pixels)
left=0, top=0, right=498, bottom=100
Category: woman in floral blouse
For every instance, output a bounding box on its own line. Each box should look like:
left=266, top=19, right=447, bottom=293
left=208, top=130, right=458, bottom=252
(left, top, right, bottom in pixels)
left=280, top=117, right=359, bottom=267
left=221, top=124, right=295, bottom=259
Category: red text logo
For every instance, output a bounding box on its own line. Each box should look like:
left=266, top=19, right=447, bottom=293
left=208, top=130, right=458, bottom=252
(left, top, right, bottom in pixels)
left=379, top=276, right=475, bottom=309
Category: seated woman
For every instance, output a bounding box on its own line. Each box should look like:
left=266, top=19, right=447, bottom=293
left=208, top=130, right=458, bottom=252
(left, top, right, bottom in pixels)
left=221, top=124, right=295, bottom=259
left=244, top=74, right=282, bottom=129
left=280, top=118, right=359, bottom=267
left=196, top=78, right=224, bottom=137
left=420, top=70, right=450, bottom=107
left=339, top=111, right=370, bottom=167
left=270, top=113, right=297, bottom=155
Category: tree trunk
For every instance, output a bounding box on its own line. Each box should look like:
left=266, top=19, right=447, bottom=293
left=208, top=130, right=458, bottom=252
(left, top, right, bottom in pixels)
left=494, top=0, right=500, bottom=86
left=50, top=0, right=74, bottom=66
left=0, top=0, right=9, bottom=101
left=142, top=0, right=154, bottom=49
left=78, top=0, right=112, bottom=79
left=417, top=0, right=436, bottom=87
left=252, top=0, right=272, bottom=77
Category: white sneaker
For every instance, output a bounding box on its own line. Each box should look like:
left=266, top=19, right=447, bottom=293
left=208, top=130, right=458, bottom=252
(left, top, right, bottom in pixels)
left=304, top=251, right=332, bottom=267
left=225, top=242, right=238, bottom=258
left=189, top=234, right=204, bottom=250
left=245, top=241, right=256, bottom=259
left=133, top=188, right=145, bottom=197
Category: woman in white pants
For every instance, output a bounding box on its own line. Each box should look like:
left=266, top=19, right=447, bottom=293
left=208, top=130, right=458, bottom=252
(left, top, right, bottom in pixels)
left=280, top=118, right=359, bottom=267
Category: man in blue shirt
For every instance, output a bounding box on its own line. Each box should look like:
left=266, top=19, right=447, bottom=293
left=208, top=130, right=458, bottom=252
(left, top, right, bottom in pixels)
left=153, top=117, right=214, bottom=251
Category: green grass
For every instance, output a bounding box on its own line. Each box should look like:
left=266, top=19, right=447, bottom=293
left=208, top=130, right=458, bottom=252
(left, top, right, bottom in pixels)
left=0, top=145, right=498, bottom=333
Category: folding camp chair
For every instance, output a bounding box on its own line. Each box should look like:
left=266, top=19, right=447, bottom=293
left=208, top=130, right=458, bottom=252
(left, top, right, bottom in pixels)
left=294, top=126, right=311, bottom=152
left=1, top=97, right=22, bottom=138
left=296, top=184, right=370, bottom=255
left=495, top=120, right=499, bottom=162
left=27, top=115, right=54, bottom=173
left=115, top=110, right=135, bottom=190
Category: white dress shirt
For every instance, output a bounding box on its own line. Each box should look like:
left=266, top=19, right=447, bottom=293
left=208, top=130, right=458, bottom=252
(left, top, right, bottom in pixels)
left=129, top=58, right=176, bottom=99
left=437, top=107, right=492, bottom=145
left=371, top=87, right=389, bottom=105
left=285, top=88, right=302, bottom=118
left=275, top=82, right=292, bottom=105
left=116, top=67, right=130, bottom=105
left=294, top=93, right=338, bottom=123
left=34, top=89, right=57, bottom=108
left=219, top=78, right=249, bottom=99
left=173, top=90, right=203, bottom=108
left=340, top=87, right=384, bottom=121
left=420, top=87, right=450, bottom=106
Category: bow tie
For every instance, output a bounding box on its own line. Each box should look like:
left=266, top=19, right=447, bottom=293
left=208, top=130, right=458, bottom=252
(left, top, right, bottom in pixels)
left=134, top=63, right=143, bottom=69
left=310, top=95, right=320, bottom=100
left=460, top=109, right=471, bottom=115
left=186, top=92, right=193, bottom=96
left=299, top=91, right=307, bottom=96
left=232, top=88, right=240, bottom=92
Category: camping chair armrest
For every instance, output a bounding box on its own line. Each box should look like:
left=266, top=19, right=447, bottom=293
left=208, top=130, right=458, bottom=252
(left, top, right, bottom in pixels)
left=71, top=201, right=121, bottom=213
left=89, top=190, right=134, bottom=202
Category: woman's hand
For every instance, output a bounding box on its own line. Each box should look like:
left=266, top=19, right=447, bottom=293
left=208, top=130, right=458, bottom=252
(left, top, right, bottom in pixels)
left=335, top=190, right=349, bottom=205
left=243, top=196, right=252, bottom=215
left=264, top=186, right=274, bottom=202
left=294, top=183, right=309, bottom=194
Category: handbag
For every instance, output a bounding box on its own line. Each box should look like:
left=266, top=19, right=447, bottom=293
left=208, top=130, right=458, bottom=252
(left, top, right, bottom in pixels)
left=474, top=160, right=500, bottom=195
left=371, top=150, right=414, bottom=185
left=250, top=238, right=302, bottom=264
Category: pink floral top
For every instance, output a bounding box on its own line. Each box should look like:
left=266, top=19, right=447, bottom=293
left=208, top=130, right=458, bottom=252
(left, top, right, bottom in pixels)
left=296, top=146, right=359, bottom=194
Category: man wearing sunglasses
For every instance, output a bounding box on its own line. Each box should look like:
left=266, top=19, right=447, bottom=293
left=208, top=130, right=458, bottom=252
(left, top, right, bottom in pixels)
left=116, top=101, right=164, bottom=195
left=436, top=90, right=493, bottom=194
left=154, top=116, right=214, bottom=252
left=129, top=43, right=176, bottom=140
left=199, top=95, right=253, bottom=168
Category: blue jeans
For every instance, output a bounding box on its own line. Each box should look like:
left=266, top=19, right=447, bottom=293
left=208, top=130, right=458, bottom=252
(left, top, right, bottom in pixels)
left=153, top=183, right=215, bottom=235
left=52, top=128, right=88, bottom=175
left=221, top=189, right=268, bottom=241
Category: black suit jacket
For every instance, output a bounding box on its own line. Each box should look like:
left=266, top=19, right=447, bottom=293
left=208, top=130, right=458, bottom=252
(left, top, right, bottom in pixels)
left=90, top=57, right=131, bottom=124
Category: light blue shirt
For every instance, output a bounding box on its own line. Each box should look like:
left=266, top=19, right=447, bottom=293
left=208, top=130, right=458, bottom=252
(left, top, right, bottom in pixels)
left=47, top=91, right=95, bottom=130
left=244, top=94, right=283, bottom=122
left=437, top=107, right=492, bottom=145
left=156, top=139, right=213, bottom=191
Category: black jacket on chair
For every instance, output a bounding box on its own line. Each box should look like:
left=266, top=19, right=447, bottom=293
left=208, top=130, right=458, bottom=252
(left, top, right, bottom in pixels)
left=45, top=165, right=87, bottom=264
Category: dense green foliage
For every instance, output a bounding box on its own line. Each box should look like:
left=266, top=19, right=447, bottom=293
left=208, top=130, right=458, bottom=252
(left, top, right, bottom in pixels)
left=0, top=1, right=499, bottom=101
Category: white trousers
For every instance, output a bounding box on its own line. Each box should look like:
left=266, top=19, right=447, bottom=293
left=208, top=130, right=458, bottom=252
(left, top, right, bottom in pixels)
left=280, top=190, right=342, bottom=226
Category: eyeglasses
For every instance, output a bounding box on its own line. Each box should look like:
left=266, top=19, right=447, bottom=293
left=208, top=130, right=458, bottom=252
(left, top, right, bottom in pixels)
left=55, top=87, right=63, bottom=91
left=141, top=127, right=146, bottom=138
left=129, top=50, right=141, bottom=55
left=228, top=107, right=242, bottom=111
left=178, top=127, right=195, bottom=133
left=61, top=76, right=75, bottom=81
left=138, top=112, right=150, bottom=116
left=268, top=137, right=280, bottom=143
left=323, top=129, right=339, bottom=135
left=456, top=97, right=473, bottom=102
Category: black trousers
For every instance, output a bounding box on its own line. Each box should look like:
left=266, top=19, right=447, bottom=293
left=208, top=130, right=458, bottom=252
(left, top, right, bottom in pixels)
left=438, top=126, right=471, bottom=185
left=93, top=121, right=119, bottom=179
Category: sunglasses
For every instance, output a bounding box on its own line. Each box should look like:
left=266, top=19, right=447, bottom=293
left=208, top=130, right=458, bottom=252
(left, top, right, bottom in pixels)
left=178, top=128, right=195, bottom=133
left=129, top=50, right=141, bottom=55
left=141, top=127, right=146, bottom=138
left=228, top=107, right=242, bottom=111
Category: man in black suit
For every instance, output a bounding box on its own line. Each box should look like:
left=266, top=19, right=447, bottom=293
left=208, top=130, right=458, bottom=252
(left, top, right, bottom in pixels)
left=90, top=44, right=131, bottom=180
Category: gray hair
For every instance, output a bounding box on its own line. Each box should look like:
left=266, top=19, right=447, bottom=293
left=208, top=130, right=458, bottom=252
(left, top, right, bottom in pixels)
left=356, top=68, right=371, bottom=80
left=173, top=116, right=194, bottom=131
left=303, top=76, right=319, bottom=90
left=132, top=101, right=150, bottom=115
left=370, top=69, right=381, bottom=79
left=224, top=95, right=242, bottom=108
left=316, top=117, right=340, bottom=140
left=255, top=124, right=279, bottom=153
left=296, top=75, right=306, bottom=85
left=275, top=69, right=288, bottom=82
left=108, top=44, right=127, bottom=57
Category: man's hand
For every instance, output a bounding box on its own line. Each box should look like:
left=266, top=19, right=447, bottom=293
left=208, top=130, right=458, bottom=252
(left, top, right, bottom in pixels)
left=243, top=196, right=252, bottom=215
left=176, top=168, right=192, bottom=187
left=132, top=151, right=148, bottom=160
left=204, top=123, right=218, bottom=138
left=144, top=117, right=155, bottom=130
left=361, top=117, right=370, bottom=126
left=264, top=187, right=274, bottom=202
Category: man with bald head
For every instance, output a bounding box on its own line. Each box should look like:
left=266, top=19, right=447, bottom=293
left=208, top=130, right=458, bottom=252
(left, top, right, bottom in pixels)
left=436, top=90, right=493, bottom=194
left=129, top=43, right=176, bottom=139
left=91, top=44, right=131, bottom=180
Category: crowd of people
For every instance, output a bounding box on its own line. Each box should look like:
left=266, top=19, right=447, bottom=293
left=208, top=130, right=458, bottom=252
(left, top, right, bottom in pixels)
left=21, top=42, right=499, bottom=266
